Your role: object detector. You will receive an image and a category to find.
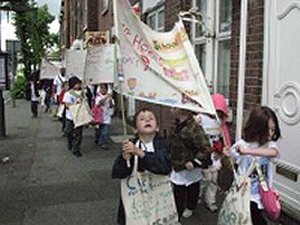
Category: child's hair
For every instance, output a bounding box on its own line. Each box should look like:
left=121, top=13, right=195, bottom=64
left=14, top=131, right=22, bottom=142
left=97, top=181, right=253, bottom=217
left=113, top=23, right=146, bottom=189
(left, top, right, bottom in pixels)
left=68, top=76, right=81, bottom=89
left=133, top=108, right=158, bottom=128
left=243, top=106, right=281, bottom=145
left=100, top=83, right=108, bottom=90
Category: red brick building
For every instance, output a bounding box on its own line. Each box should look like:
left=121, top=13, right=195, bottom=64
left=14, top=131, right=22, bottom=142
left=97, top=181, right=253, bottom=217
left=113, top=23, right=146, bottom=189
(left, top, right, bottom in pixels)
left=59, top=0, right=300, bottom=215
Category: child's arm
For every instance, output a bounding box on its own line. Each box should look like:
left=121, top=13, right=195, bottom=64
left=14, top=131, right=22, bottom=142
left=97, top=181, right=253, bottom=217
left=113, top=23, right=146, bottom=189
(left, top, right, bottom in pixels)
left=237, top=145, right=278, bottom=158
left=139, top=139, right=171, bottom=175
left=112, top=153, right=134, bottom=179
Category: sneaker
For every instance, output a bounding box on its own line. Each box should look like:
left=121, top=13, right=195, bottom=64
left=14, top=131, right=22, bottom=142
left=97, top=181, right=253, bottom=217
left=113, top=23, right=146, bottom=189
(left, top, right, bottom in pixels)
left=73, top=151, right=82, bottom=157
left=182, top=209, right=193, bottom=218
left=207, top=203, right=218, bottom=212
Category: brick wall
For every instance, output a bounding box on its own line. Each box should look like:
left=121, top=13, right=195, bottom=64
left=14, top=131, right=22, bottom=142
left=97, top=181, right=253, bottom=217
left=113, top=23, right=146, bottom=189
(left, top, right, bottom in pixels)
left=88, top=0, right=99, bottom=31
left=230, top=0, right=264, bottom=136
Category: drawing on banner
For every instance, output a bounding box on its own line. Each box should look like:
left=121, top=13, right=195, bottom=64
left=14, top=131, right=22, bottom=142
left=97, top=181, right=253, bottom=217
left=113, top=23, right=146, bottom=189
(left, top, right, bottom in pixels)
left=86, top=31, right=109, bottom=47
left=115, top=0, right=216, bottom=115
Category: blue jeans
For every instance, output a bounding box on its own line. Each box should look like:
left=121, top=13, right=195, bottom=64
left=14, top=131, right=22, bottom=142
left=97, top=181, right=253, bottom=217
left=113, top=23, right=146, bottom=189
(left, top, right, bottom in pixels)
left=95, top=124, right=110, bottom=146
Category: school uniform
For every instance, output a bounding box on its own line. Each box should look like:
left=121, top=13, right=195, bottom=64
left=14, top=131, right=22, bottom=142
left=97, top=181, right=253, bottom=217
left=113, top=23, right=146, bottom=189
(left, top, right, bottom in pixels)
left=112, top=136, right=171, bottom=225
left=63, top=90, right=83, bottom=155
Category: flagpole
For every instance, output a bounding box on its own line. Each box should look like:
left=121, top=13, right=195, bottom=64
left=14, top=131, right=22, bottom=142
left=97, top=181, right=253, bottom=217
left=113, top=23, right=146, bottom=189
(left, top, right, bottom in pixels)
left=113, top=0, right=130, bottom=168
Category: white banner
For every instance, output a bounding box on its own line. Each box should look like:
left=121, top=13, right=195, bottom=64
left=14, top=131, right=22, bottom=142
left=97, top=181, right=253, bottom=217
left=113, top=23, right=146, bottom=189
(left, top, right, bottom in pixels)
left=84, top=45, right=115, bottom=84
left=40, top=59, right=61, bottom=79
left=65, top=49, right=86, bottom=79
left=114, top=0, right=215, bottom=114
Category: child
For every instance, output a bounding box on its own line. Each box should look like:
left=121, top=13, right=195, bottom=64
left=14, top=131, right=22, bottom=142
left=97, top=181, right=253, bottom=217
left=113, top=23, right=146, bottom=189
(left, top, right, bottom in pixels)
left=63, top=76, right=83, bottom=157
left=169, top=107, right=211, bottom=220
left=229, top=106, right=281, bottom=225
left=112, top=108, right=171, bottom=225
left=198, top=93, right=232, bottom=212
left=29, top=72, right=40, bottom=118
left=94, top=83, right=114, bottom=150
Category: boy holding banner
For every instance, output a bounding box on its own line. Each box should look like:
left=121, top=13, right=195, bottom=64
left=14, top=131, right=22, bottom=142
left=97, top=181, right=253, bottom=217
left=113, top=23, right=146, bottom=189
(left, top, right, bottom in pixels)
left=112, top=108, right=177, bottom=225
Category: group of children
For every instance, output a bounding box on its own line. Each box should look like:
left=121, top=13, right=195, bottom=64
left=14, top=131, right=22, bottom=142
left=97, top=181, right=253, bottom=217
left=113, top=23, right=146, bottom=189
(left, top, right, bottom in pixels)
left=112, top=93, right=281, bottom=225
left=57, top=76, right=114, bottom=157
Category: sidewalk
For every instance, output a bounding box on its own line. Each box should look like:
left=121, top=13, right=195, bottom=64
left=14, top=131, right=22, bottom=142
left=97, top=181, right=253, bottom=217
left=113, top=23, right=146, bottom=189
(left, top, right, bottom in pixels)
left=0, top=100, right=296, bottom=225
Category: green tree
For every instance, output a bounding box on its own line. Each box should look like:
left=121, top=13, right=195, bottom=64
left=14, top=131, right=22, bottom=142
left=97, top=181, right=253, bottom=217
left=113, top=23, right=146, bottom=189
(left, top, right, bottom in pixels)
left=10, top=1, right=56, bottom=79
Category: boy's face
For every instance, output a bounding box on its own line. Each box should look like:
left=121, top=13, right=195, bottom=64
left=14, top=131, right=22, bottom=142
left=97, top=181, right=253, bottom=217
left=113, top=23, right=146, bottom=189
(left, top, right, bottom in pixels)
left=73, top=83, right=81, bottom=90
left=135, top=111, right=159, bottom=135
left=100, top=85, right=108, bottom=94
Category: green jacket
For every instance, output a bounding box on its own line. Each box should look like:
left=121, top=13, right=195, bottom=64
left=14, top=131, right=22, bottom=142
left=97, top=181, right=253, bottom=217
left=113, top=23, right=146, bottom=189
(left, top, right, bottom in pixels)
left=169, top=116, right=211, bottom=171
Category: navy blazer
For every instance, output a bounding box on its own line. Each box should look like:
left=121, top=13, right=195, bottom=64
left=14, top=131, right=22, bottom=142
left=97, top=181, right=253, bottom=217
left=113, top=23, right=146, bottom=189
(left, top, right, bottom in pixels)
left=111, top=135, right=172, bottom=225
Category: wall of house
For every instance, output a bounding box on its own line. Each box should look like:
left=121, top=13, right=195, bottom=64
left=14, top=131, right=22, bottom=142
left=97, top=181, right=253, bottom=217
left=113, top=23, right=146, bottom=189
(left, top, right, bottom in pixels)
left=230, top=0, right=264, bottom=136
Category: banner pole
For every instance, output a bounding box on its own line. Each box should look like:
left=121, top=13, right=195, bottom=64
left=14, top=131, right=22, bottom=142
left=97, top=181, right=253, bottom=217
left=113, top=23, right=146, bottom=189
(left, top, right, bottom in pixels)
left=113, top=0, right=130, bottom=167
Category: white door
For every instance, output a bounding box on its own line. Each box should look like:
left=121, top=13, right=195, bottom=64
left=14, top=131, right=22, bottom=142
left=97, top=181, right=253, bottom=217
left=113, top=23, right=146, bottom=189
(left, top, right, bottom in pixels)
left=263, top=0, right=300, bottom=217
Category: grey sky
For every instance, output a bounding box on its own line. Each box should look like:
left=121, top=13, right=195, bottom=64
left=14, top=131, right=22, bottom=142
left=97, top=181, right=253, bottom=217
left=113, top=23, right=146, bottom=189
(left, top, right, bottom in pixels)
left=35, top=0, right=60, bottom=19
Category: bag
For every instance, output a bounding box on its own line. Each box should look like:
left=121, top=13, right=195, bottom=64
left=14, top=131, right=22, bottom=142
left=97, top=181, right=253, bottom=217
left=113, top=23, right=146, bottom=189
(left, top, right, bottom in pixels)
left=217, top=156, right=234, bottom=191
left=254, top=159, right=281, bottom=220
left=121, top=156, right=178, bottom=225
left=57, top=104, right=66, bottom=118
left=91, top=105, right=103, bottom=124
left=218, top=162, right=255, bottom=225
left=69, top=100, right=93, bottom=128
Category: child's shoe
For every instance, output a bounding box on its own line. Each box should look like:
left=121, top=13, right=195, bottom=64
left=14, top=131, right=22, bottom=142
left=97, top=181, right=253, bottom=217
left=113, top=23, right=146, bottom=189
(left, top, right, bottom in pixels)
left=182, top=208, right=193, bottom=218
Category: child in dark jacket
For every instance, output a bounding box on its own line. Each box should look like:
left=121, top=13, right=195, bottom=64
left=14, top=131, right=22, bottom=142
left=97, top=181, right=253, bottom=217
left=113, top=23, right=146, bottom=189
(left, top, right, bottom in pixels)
left=112, top=108, right=171, bottom=225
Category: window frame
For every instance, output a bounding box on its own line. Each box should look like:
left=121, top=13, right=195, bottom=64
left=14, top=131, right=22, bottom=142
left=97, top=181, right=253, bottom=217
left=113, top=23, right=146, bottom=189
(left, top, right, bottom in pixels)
left=147, top=6, right=165, bottom=32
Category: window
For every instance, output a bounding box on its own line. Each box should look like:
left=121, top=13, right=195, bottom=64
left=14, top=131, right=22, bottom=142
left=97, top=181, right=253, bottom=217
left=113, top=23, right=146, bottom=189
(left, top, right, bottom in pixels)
left=102, top=0, right=109, bottom=14
left=192, top=0, right=232, bottom=98
left=147, top=6, right=165, bottom=32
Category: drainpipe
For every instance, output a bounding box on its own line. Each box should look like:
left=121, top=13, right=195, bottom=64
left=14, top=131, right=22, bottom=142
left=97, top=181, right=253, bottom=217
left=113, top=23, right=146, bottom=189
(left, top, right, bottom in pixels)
left=235, top=0, right=248, bottom=141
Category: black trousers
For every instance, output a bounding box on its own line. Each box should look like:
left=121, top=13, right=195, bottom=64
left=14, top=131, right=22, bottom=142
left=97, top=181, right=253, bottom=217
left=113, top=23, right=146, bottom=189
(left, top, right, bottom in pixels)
left=250, top=201, right=267, bottom=225
left=31, top=101, right=39, bottom=117
left=65, top=119, right=83, bottom=153
left=173, top=181, right=200, bottom=219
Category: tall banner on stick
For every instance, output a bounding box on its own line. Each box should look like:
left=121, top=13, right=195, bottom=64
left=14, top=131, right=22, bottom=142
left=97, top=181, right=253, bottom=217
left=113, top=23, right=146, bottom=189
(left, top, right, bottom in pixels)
left=65, top=49, right=86, bottom=79
left=114, top=0, right=215, bottom=114
left=40, top=59, right=61, bottom=79
left=84, top=44, right=115, bottom=84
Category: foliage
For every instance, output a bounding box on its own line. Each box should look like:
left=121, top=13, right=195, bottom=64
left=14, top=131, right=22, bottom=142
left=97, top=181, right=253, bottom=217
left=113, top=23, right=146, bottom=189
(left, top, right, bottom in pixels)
left=10, top=1, right=56, bottom=79
left=10, top=74, right=27, bottom=99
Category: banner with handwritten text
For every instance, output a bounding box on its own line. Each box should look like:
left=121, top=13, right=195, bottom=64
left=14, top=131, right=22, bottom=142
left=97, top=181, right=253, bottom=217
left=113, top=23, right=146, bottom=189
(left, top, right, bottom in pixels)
left=115, top=0, right=215, bottom=114
left=84, top=45, right=115, bottom=84
left=40, top=59, right=61, bottom=79
left=65, top=49, right=86, bottom=79
left=121, top=162, right=178, bottom=224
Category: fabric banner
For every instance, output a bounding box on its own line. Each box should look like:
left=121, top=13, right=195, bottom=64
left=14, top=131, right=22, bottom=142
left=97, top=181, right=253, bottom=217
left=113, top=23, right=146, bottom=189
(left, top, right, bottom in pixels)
left=114, top=0, right=215, bottom=114
left=85, top=31, right=109, bottom=47
left=40, top=59, right=61, bottom=79
left=84, top=45, right=115, bottom=84
left=65, top=49, right=87, bottom=79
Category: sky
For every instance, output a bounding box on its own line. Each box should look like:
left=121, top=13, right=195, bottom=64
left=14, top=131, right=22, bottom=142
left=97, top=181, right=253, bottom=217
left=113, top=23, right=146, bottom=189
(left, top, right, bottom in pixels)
left=1, top=0, right=60, bottom=50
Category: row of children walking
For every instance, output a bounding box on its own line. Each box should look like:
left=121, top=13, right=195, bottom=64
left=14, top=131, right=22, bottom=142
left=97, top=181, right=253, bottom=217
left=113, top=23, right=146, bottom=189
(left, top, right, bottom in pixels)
left=57, top=76, right=115, bottom=157
left=112, top=93, right=281, bottom=225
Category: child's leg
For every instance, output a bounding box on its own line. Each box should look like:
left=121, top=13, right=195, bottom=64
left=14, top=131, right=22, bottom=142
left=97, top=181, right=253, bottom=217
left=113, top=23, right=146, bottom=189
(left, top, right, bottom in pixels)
left=99, top=124, right=109, bottom=148
left=186, top=181, right=200, bottom=211
left=72, top=126, right=83, bottom=154
left=173, top=183, right=187, bottom=220
left=65, top=119, right=74, bottom=150
left=250, top=201, right=267, bottom=225
left=199, top=169, right=211, bottom=203
left=205, top=169, right=218, bottom=211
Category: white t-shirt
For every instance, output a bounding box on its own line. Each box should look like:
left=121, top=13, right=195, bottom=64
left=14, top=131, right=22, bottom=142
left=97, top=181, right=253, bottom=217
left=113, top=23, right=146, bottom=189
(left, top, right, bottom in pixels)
left=63, top=90, right=81, bottom=120
left=170, top=168, right=202, bottom=186
left=231, top=139, right=278, bottom=209
left=53, top=74, right=66, bottom=95
left=30, top=82, right=40, bottom=102
left=95, top=93, right=114, bottom=124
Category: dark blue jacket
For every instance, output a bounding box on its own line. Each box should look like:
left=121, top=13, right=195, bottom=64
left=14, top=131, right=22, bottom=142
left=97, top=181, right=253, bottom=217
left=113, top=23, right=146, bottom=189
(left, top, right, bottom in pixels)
left=112, top=135, right=171, bottom=225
